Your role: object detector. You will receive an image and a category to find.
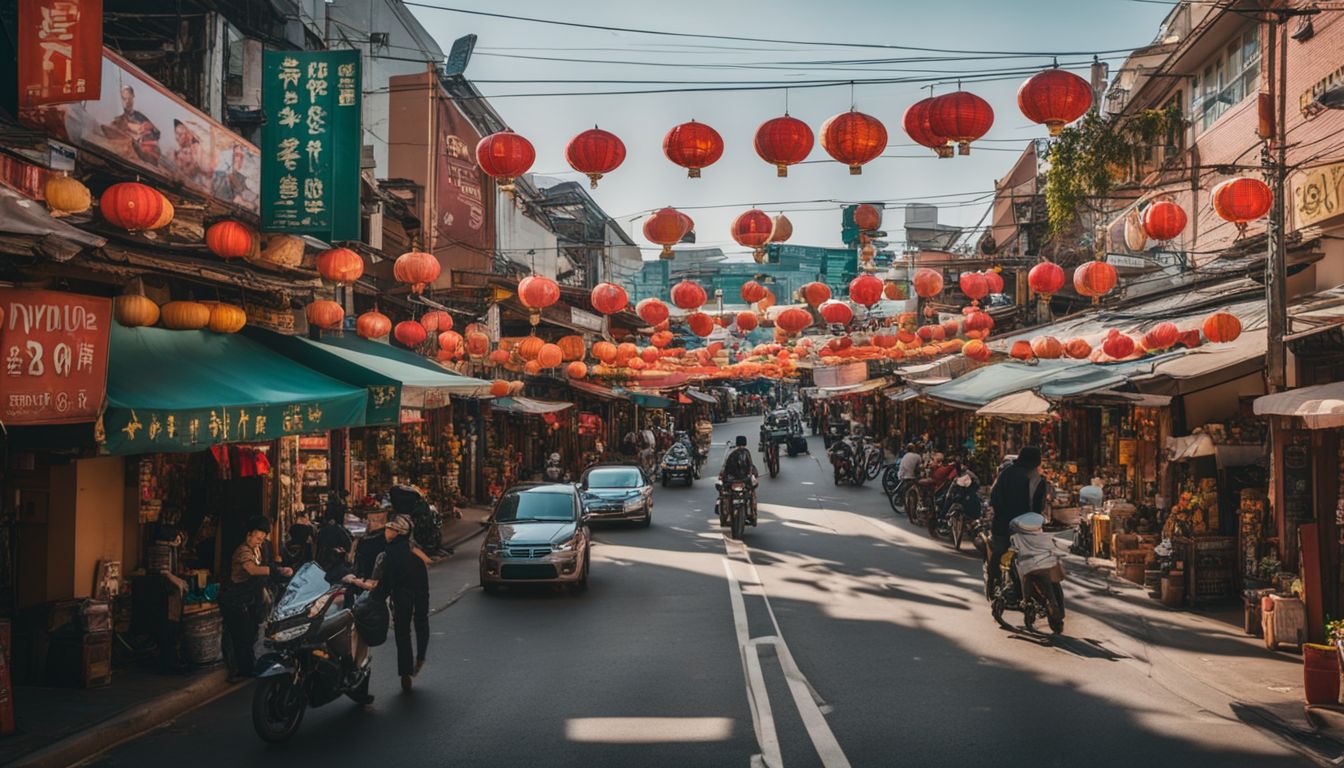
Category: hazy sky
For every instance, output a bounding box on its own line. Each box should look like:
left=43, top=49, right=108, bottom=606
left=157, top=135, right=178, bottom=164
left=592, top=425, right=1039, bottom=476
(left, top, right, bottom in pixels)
left=407, top=0, right=1172, bottom=260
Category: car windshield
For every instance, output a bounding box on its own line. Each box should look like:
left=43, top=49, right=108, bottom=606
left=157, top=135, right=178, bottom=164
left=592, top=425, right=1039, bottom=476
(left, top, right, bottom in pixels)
left=495, top=490, right=575, bottom=522
left=586, top=468, right=643, bottom=489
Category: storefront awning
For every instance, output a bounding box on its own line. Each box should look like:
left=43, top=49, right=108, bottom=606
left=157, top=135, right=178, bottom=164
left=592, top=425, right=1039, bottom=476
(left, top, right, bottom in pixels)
left=568, top=380, right=628, bottom=401
left=251, top=330, right=492, bottom=424
left=923, top=360, right=1086, bottom=409
left=626, top=390, right=673, bottom=409
left=816, top=377, right=889, bottom=398
left=684, top=388, right=718, bottom=405
left=1253, top=381, right=1344, bottom=429
left=1164, top=434, right=1263, bottom=467
left=490, top=396, right=574, bottom=415
left=885, top=387, right=921, bottom=402
left=975, top=390, right=1052, bottom=421
left=101, top=326, right=367, bottom=455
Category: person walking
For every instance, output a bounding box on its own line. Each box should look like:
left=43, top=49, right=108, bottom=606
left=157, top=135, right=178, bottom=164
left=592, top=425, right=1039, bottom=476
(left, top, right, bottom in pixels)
left=221, top=516, right=291, bottom=681
left=371, top=515, right=430, bottom=692
left=985, top=446, right=1048, bottom=599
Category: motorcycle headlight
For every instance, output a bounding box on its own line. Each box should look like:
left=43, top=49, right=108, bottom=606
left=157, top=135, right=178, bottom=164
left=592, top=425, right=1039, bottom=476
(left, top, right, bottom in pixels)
left=268, top=623, right=309, bottom=643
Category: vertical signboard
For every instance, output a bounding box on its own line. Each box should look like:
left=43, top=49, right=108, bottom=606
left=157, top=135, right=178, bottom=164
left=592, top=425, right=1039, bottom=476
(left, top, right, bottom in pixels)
left=17, top=0, right=103, bottom=108
left=261, top=50, right=361, bottom=241
left=434, top=95, right=491, bottom=253
left=0, top=289, right=111, bottom=424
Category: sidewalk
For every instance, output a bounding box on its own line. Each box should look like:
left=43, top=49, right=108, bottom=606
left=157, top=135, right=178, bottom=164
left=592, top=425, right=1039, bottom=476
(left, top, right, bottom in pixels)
left=4, top=509, right=491, bottom=767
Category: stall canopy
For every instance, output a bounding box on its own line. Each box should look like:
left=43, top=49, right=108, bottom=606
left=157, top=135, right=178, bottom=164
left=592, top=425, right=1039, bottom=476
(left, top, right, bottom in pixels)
left=1253, top=381, right=1344, bottom=429
left=1164, top=434, right=1264, bottom=467
left=975, top=390, right=1052, bottom=421
left=101, top=325, right=367, bottom=455
left=924, top=360, right=1086, bottom=409
left=490, top=396, right=574, bottom=415
left=816, top=377, right=889, bottom=398
left=568, top=380, right=628, bottom=401
left=251, top=330, right=492, bottom=424
left=625, top=390, right=673, bottom=409
left=684, top=388, right=718, bottom=405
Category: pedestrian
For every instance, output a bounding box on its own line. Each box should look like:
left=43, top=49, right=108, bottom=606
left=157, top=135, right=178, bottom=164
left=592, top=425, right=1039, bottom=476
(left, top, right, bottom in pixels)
left=221, top=516, right=291, bottom=681
left=316, top=506, right=354, bottom=572
left=371, top=514, right=430, bottom=692
left=353, top=513, right=388, bottom=581
left=985, top=446, right=1048, bottom=599
left=282, top=508, right=316, bottom=569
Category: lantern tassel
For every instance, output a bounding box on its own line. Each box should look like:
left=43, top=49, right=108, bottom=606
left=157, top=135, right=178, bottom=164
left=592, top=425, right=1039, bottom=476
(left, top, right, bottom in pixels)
left=849, top=165, right=862, bottom=175
left=588, top=173, right=602, bottom=189
left=958, top=141, right=971, bottom=156
left=776, top=164, right=788, bottom=178
left=687, top=168, right=701, bottom=179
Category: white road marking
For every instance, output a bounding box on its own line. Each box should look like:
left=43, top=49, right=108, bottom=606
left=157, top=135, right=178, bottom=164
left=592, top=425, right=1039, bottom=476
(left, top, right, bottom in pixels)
left=726, top=558, right=783, bottom=768
left=565, top=717, right=735, bottom=743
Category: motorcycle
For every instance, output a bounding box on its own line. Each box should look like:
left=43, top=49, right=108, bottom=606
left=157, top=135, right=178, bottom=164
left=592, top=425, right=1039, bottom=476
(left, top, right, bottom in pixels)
left=935, top=470, right=983, bottom=551
left=1069, top=508, right=1095, bottom=557
left=252, top=563, right=372, bottom=743
left=764, top=439, right=780, bottom=479
left=857, top=439, right=883, bottom=481
left=717, top=477, right=756, bottom=539
left=989, top=549, right=1066, bottom=634
left=388, top=485, right=442, bottom=552
left=827, top=440, right=862, bottom=486
left=660, top=445, right=696, bottom=487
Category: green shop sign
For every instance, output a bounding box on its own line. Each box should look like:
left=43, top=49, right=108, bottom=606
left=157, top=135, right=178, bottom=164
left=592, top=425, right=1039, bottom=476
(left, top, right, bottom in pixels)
left=260, top=50, right=361, bottom=241
left=100, top=399, right=364, bottom=455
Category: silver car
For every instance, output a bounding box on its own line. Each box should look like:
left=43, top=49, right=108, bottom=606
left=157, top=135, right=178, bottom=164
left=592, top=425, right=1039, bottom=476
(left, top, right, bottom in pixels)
left=479, top=483, right=591, bottom=594
left=578, top=464, right=654, bottom=526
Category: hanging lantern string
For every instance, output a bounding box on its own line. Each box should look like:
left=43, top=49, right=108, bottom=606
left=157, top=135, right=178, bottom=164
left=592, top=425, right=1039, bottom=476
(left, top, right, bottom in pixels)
left=849, top=80, right=855, bottom=110
left=784, top=87, right=790, bottom=115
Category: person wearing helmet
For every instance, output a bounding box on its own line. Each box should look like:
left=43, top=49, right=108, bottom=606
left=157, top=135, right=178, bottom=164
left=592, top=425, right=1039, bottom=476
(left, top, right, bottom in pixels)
left=717, top=435, right=759, bottom=525
left=986, top=446, right=1048, bottom=598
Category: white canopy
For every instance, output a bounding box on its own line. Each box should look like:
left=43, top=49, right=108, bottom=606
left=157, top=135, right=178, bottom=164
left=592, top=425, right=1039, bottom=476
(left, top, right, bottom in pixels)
left=975, top=390, right=1052, bottom=421
left=1253, top=381, right=1344, bottom=429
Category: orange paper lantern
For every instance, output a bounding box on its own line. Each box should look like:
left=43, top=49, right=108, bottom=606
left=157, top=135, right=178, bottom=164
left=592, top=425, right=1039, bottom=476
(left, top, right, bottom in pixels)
left=1203, top=312, right=1242, bottom=343
left=820, top=110, right=887, bottom=174
left=356, top=310, right=391, bottom=339
left=305, top=300, right=344, bottom=331
left=316, top=246, right=364, bottom=284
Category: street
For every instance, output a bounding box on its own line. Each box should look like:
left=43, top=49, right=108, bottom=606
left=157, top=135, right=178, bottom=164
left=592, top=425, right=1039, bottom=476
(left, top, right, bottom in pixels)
left=90, top=417, right=1315, bottom=767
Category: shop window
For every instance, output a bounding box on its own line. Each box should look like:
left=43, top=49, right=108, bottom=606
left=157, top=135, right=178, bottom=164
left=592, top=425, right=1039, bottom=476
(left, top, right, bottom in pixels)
left=1190, top=28, right=1261, bottom=132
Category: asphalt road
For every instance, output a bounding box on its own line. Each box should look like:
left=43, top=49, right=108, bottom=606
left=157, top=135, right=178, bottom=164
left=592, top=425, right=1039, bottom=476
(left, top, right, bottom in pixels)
left=89, top=417, right=1317, bottom=767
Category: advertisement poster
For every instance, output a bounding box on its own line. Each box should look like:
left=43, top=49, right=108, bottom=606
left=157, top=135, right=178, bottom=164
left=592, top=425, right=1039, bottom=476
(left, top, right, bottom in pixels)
left=19, top=49, right=261, bottom=213
left=0, top=289, right=111, bottom=425
left=435, top=96, right=491, bottom=252
left=260, top=50, right=361, bottom=241
left=17, top=0, right=103, bottom=108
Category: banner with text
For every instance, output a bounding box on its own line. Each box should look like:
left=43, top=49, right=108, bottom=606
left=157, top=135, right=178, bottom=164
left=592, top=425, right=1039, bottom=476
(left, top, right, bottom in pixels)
left=17, top=0, right=103, bottom=108
left=0, top=289, right=110, bottom=425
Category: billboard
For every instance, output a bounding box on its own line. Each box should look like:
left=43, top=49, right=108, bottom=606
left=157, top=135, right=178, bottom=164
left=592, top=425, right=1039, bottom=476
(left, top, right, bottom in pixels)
left=17, top=0, right=103, bottom=108
left=0, top=289, right=110, bottom=425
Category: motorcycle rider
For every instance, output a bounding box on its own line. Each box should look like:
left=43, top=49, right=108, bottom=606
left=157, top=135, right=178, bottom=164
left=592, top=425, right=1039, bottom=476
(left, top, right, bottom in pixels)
left=897, top=443, right=923, bottom=483
left=986, top=446, right=1048, bottom=599
left=717, top=435, right=759, bottom=525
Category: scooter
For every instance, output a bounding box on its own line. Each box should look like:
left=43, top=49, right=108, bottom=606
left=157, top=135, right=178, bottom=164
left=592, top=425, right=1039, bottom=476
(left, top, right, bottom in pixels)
left=660, top=446, right=696, bottom=487
left=252, top=563, right=372, bottom=743
left=989, top=516, right=1066, bottom=634
left=827, top=440, right=863, bottom=486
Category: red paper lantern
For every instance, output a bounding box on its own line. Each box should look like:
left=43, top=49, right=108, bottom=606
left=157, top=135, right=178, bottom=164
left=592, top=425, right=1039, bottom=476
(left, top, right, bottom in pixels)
left=488, top=348, right=511, bottom=366
left=490, top=380, right=510, bottom=398
left=475, top=130, right=535, bottom=191
left=754, top=114, right=814, bottom=177
left=903, top=97, right=953, bottom=158
left=1031, top=336, right=1064, bottom=359
left=393, top=251, right=441, bottom=294
left=918, top=324, right=946, bottom=343
left=1102, top=330, right=1136, bottom=359
left=1017, top=68, right=1092, bottom=136
left=1142, top=200, right=1187, bottom=242
left=1212, top=177, right=1272, bottom=228
left=819, top=300, right=854, bottom=326
left=800, top=282, right=832, bottom=307
left=590, top=282, right=629, bottom=315
left=963, top=339, right=991, bottom=362
left=643, top=207, right=689, bottom=259
left=1073, top=260, right=1118, bottom=301
left=100, top=182, right=164, bottom=231
left=731, top=209, right=774, bottom=257
left=820, top=111, right=887, bottom=174
left=1203, top=312, right=1242, bottom=343
left=1142, top=321, right=1179, bottom=351
left=927, top=91, right=994, bottom=155
left=912, top=268, right=944, bottom=298
left=305, top=300, right=344, bottom=331
left=686, top=311, right=715, bottom=337
left=557, top=335, right=586, bottom=361
left=941, top=318, right=961, bottom=338
left=735, top=312, right=758, bottom=333
left=637, top=297, right=670, bottom=326
left=1064, top=338, right=1092, bottom=359
left=356, top=310, right=391, bottom=339
left=565, top=126, right=626, bottom=188
left=775, top=307, right=812, bottom=335
left=394, top=320, right=428, bottom=348
left=438, top=330, right=463, bottom=357
left=958, top=271, right=989, bottom=302
left=853, top=204, right=882, bottom=232
left=419, top=310, right=453, bottom=333
left=518, top=275, right=561, bottom=310
left=884, top=282, right=907, bottom=301
left=741, top=281, right=769, bottom=304
left=640, top=346, right=660, bottom=364
left=963, top=309, right=994, bottom=335
left=1028, top=261, right=1066, bottom=297
left=768, top=214, right=793, bottom=244
left=983, top=270, right=1005, bottom=295
left=517, top=336, right=545, bottom=361
left=849, top=274, right=884, bottom=307
left=663, top=120, right=724, bottom=178
left=316, top=246, right=364, bottom=284
left=651, top=330, right=675, bottom=348
left=1010, top=340, right=1034, bottom=360
left=206, top=220, right=256, bottom=260
left=671, top=280, right=708, bottom=310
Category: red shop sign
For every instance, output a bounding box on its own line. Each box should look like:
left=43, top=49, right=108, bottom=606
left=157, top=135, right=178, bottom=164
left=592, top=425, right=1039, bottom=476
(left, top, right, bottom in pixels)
left=0, top=289, right=111, bottom=425
left=17, top=0, right=104, bottom=108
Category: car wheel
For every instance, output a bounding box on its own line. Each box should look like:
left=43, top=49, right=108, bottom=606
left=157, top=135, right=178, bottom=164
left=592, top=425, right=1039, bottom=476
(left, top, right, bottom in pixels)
left=569, top=552, right=590, bottom=594
left=640, top=507, right=652, bottom=528
left=481, top=580, right=499, bottom=595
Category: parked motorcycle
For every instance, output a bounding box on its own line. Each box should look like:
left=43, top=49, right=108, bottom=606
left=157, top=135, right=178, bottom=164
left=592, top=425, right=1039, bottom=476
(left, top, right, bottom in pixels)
left=660, top=444, right=696, bottom=487
left=827, top=440, right=862, bottom=486
left=252, top=564, right=372, bottom=743
left=936, top=470, right=983, bottom=551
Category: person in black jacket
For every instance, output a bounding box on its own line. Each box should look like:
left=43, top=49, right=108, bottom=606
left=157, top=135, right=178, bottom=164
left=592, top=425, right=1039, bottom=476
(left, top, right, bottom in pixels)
left=371, top=515, right=429, bottom=692
left=986, top=446, right=1047, bottom=599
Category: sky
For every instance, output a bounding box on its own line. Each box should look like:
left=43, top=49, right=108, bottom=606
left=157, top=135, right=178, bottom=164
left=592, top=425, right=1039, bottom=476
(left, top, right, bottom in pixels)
left=406, top=0, right=1174, bottom=261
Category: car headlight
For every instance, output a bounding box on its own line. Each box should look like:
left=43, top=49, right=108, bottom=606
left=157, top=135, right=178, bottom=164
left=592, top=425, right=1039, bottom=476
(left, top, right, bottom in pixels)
left=268, top=624, right=309, bottom=643
left=553, top=537, right=578, bottom=552
left=484, top=539, right=503, bottom=554
left=623, top=497, right=644, bottom=512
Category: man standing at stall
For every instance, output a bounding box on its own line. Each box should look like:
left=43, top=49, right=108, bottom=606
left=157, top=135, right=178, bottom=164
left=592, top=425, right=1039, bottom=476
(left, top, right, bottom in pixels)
left=221, top=516, right=292, bottom=681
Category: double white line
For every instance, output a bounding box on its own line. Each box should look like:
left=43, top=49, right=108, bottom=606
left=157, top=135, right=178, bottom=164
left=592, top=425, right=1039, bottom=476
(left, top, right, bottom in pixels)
left=723, top=537, right=852, bottom=768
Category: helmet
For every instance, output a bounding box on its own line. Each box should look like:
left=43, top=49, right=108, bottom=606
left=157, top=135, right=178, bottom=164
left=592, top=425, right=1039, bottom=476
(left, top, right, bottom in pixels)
left=1009, top=513, right=1045, bottom=533
left=549, top=452, right=560, bottom=462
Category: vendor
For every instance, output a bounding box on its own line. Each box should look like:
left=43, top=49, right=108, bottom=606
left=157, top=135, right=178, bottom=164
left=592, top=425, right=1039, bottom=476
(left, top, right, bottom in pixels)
left=140, top=523, right=191, bottom=674
left=221, top=516, right=292, bottom=681
left=1079, top=477, right=1105, bottom=508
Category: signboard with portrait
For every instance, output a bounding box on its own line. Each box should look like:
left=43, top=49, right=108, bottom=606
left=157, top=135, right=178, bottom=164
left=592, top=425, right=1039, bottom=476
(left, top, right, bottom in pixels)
left=434, top=94, right=492, bottom=253
left=260, top=50, right=361, bottom=241
left=18, top=49, right=261, bottom=213
left=17, top=0, right=103, bottom=108
left=0, top=289, right=111, bottom=424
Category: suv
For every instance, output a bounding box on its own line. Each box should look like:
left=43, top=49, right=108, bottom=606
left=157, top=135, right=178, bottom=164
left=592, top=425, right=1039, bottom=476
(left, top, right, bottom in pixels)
left=578, top=464, right=653, bottom=525
left=479, top=483, right=591, bottom=594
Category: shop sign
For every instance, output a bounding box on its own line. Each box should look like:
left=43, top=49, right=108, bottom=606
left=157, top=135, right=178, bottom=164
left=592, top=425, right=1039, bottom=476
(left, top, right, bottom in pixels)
left=1300, top=63, right=1344, bottom=118
left=101, top=398, right=357, bottom=455
left=432, top=89, right=491, bottom=253
left=243, top=302, right=299, bottom=335
left=1292, top=160, right=1344, bottom=229
left=19, top=49, right=261, bottom=214
left=17, top=0, right=103, bottom=108
left=0, top=289, right=110, bottom=424
left=569, top=307, right=604, bottom=333
left=260, top=50, right=361, bottom=241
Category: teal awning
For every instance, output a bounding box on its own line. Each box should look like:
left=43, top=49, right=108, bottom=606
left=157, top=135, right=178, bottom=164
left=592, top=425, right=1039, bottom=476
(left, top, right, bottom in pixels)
left=250, top=330, right=491, bottom=424
left=923, top=359, right=1087, bottom=409
left=627, top=392, right=672, bottom=409
left=490, top=396, right=573, bottom=415
left=101, top=326, right=367, bottom=454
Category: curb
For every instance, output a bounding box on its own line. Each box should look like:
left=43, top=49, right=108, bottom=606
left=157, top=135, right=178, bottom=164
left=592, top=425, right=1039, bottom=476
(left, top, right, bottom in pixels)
left=10, top=668, right=240, bottom=768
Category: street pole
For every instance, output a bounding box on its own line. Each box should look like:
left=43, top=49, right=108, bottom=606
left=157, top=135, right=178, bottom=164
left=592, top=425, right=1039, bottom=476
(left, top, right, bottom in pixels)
left=1265, top=14, right=1291, bottom=393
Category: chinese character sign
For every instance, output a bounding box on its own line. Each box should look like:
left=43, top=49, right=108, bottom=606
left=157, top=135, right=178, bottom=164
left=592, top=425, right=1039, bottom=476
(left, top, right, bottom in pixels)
left=0, top=289, right=110, bottom=424
left=17, top=0, right=103, bottom=108
left=261, top=50, right=360, bottom=241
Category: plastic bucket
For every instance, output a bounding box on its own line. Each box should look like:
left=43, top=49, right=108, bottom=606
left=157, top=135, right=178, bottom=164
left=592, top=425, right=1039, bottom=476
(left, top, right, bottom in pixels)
left=183, top=607, right=223, bottom=665
left=1304, top=643, right=1340, bottom=705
